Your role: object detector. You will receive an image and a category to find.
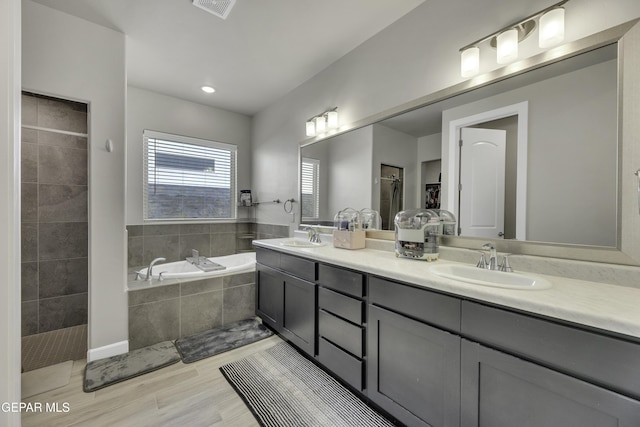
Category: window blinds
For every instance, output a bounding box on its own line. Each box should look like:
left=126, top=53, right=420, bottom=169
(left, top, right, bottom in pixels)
left=143, top=130, right=237, bottom=220
left=301, top=158, right=320, bottom=219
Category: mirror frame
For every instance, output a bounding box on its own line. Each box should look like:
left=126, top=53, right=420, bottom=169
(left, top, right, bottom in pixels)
left=299, top=19, right=640, bottom=266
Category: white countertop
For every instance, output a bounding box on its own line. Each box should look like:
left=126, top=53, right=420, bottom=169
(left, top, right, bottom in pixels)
left=254, top=238, right=640, bottom=340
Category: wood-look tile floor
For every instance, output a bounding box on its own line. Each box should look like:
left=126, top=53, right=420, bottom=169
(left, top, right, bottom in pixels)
left=22, top=335, right=283, bottom=427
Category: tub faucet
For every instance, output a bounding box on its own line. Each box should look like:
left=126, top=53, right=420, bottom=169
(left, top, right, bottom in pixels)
left=146, top=257, right=166, bottom=281
left=191, top=249, right=200, bottom=265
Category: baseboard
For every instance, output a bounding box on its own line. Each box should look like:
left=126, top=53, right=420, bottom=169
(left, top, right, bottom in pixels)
left=87, top=340, right=129, bottom=362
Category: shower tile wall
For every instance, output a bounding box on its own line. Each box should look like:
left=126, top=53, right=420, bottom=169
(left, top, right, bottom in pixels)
left=21, top=93, right=89, bottom=336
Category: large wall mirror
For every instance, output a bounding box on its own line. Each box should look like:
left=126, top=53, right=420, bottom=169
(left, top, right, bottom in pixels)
left=299, top=19, right=640, bottom=265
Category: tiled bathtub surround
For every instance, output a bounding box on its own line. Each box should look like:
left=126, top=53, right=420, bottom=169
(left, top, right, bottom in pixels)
left=128, top=272, right=256, bottom=350
left=21, top=93, right=89, bottom=336
left=127, top=222, right=289, bottom=269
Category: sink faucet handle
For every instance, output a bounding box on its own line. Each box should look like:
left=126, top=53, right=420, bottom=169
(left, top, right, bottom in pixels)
left=499, top=254, right=514, bottom=272
left=476, top=251, right=487, bottom=269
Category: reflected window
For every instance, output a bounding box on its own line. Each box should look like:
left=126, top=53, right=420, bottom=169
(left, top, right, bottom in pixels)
left=301, top=158, right=320, bottom=220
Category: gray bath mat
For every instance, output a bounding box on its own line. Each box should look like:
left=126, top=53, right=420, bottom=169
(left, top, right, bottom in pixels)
left=220, top=342, right=394, bottom=427
left=83, top=341, right=180, bottom=392
left=175, top=318, right=273, bottom=364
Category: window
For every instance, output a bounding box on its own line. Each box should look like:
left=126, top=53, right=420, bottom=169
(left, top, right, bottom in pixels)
left=143, top=130, right=237, bottom=220
left=301, top=157, right=320, bottom=220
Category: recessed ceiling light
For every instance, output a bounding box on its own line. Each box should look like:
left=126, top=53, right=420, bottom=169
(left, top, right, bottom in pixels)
left=201, top=86, right=215, bottom=94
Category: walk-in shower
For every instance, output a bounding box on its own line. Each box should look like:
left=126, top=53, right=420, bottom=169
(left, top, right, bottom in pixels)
left=21, top=92, right=89, bottom=371
left=380, top=164, right=404, bottom=230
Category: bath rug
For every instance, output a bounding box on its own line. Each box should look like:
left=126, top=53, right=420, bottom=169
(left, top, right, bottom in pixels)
left=175, top=318, right=273, bottom=364
left=220, top=342, right=394, bottom=427
left=83, top=340, right=180, bottom=392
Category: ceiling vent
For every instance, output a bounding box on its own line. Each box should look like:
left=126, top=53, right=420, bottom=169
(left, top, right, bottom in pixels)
left=192, top=0, right=236, bottom=20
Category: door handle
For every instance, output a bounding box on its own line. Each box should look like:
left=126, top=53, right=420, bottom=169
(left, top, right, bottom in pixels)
left=498, top=232, right=505, bottom=237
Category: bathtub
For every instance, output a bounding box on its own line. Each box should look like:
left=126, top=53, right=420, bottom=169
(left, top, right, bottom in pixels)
left=136, top=252, right=256, bottom=281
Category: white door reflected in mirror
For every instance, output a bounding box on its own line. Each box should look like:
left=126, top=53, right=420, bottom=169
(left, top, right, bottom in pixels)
left=459, top=127, right=506, bottom=239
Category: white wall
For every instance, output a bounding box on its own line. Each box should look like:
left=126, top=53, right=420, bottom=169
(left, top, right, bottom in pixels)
left=0, top=0, right=21, bottom=422
left=22, top=0, right=128, bottom=359
left=126, top=86, right=252, bottom=224
left=252, top=0, right=640, bottom=228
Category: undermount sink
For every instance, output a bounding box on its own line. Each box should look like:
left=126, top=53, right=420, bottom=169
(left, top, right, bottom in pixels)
left=280, top=239, right=326, bottom=248
left=429, top=264, right=552, bottom=290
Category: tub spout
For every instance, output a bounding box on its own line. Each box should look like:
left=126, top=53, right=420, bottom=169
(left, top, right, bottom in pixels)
left=146, top=257, right=166, bottom=281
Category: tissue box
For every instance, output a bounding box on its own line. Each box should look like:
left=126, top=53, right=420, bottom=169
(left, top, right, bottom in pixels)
left=333, top=229, right=366, bottom=250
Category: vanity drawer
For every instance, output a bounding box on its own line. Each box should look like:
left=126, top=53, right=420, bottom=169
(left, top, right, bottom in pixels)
left=318, top=337, right=364, bottom=391
left=369, top=276, right=461, bottom=333
left=279, top=253, right=316, bottom=282
left=462, top=301, right=640, bottom=400
left=318, top=264, right=365, bottom=297
left=255, top=247, right=280, bottom=270
left=319, top=310, right=364, bottom=358
left=318, top=287, right=363, bottom=325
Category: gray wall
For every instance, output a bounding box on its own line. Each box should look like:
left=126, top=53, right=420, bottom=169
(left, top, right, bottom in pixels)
left=21, top=93, right=89, bottom=336
left=23, top=0, right=128, bottom=359
left=442, top=59, right=617, bottom=246
left=251, top=0, right=640, bottom=229
left=372, top=123, right=418, bottom=215
left=126, top=86, right=253, bottom=225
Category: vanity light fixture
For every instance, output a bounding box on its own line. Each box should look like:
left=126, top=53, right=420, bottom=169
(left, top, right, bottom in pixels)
left=460, top=46, right=480, bottom=78
left=496, top=28, right=519, bottom=64
left=315, top=115, right=327, bottom=133
left=305, top=120, right=316, bottom=137
left=305, top=107, right=339, bottom=137
left=459, top=0, right=568, bottom=77
left=539, top=7, right=565, bottom=48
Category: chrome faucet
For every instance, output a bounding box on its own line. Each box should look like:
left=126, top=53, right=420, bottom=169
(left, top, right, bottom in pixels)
left=191, top=249, right=200, bottom=265
left=145, top=257, right=166, bottom=281
left=308, top=228, right=322, bottom=244
left=477, top=244, right=514, bottom=272
left=482, top=243, right=498, bottom=270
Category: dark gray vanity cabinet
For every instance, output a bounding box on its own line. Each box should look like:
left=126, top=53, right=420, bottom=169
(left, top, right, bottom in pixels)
left=255, top=264, right=284, bottom=329
left=256, top=246, right=640, bottom=427
left=367, top=276, right=462, bottom=427
left=255, top=248, right=317, bottom=356
left=460, top=301, right=640, bottom=427
left=460, top=340, right=640, bottom=427
left=317, top=264, right=366, bottom=391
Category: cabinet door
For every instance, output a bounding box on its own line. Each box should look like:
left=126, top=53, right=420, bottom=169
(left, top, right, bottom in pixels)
left=255, top=265, right=283, bottom=331
left=368, top=305, right=460, bottom=427
left=282, top=274, right=316, bottom=356
left=461, top=340, right=640, bottom=427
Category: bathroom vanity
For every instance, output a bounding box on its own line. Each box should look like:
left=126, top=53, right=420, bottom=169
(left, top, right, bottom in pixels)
left=254, top=239, right=640, bottom=427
